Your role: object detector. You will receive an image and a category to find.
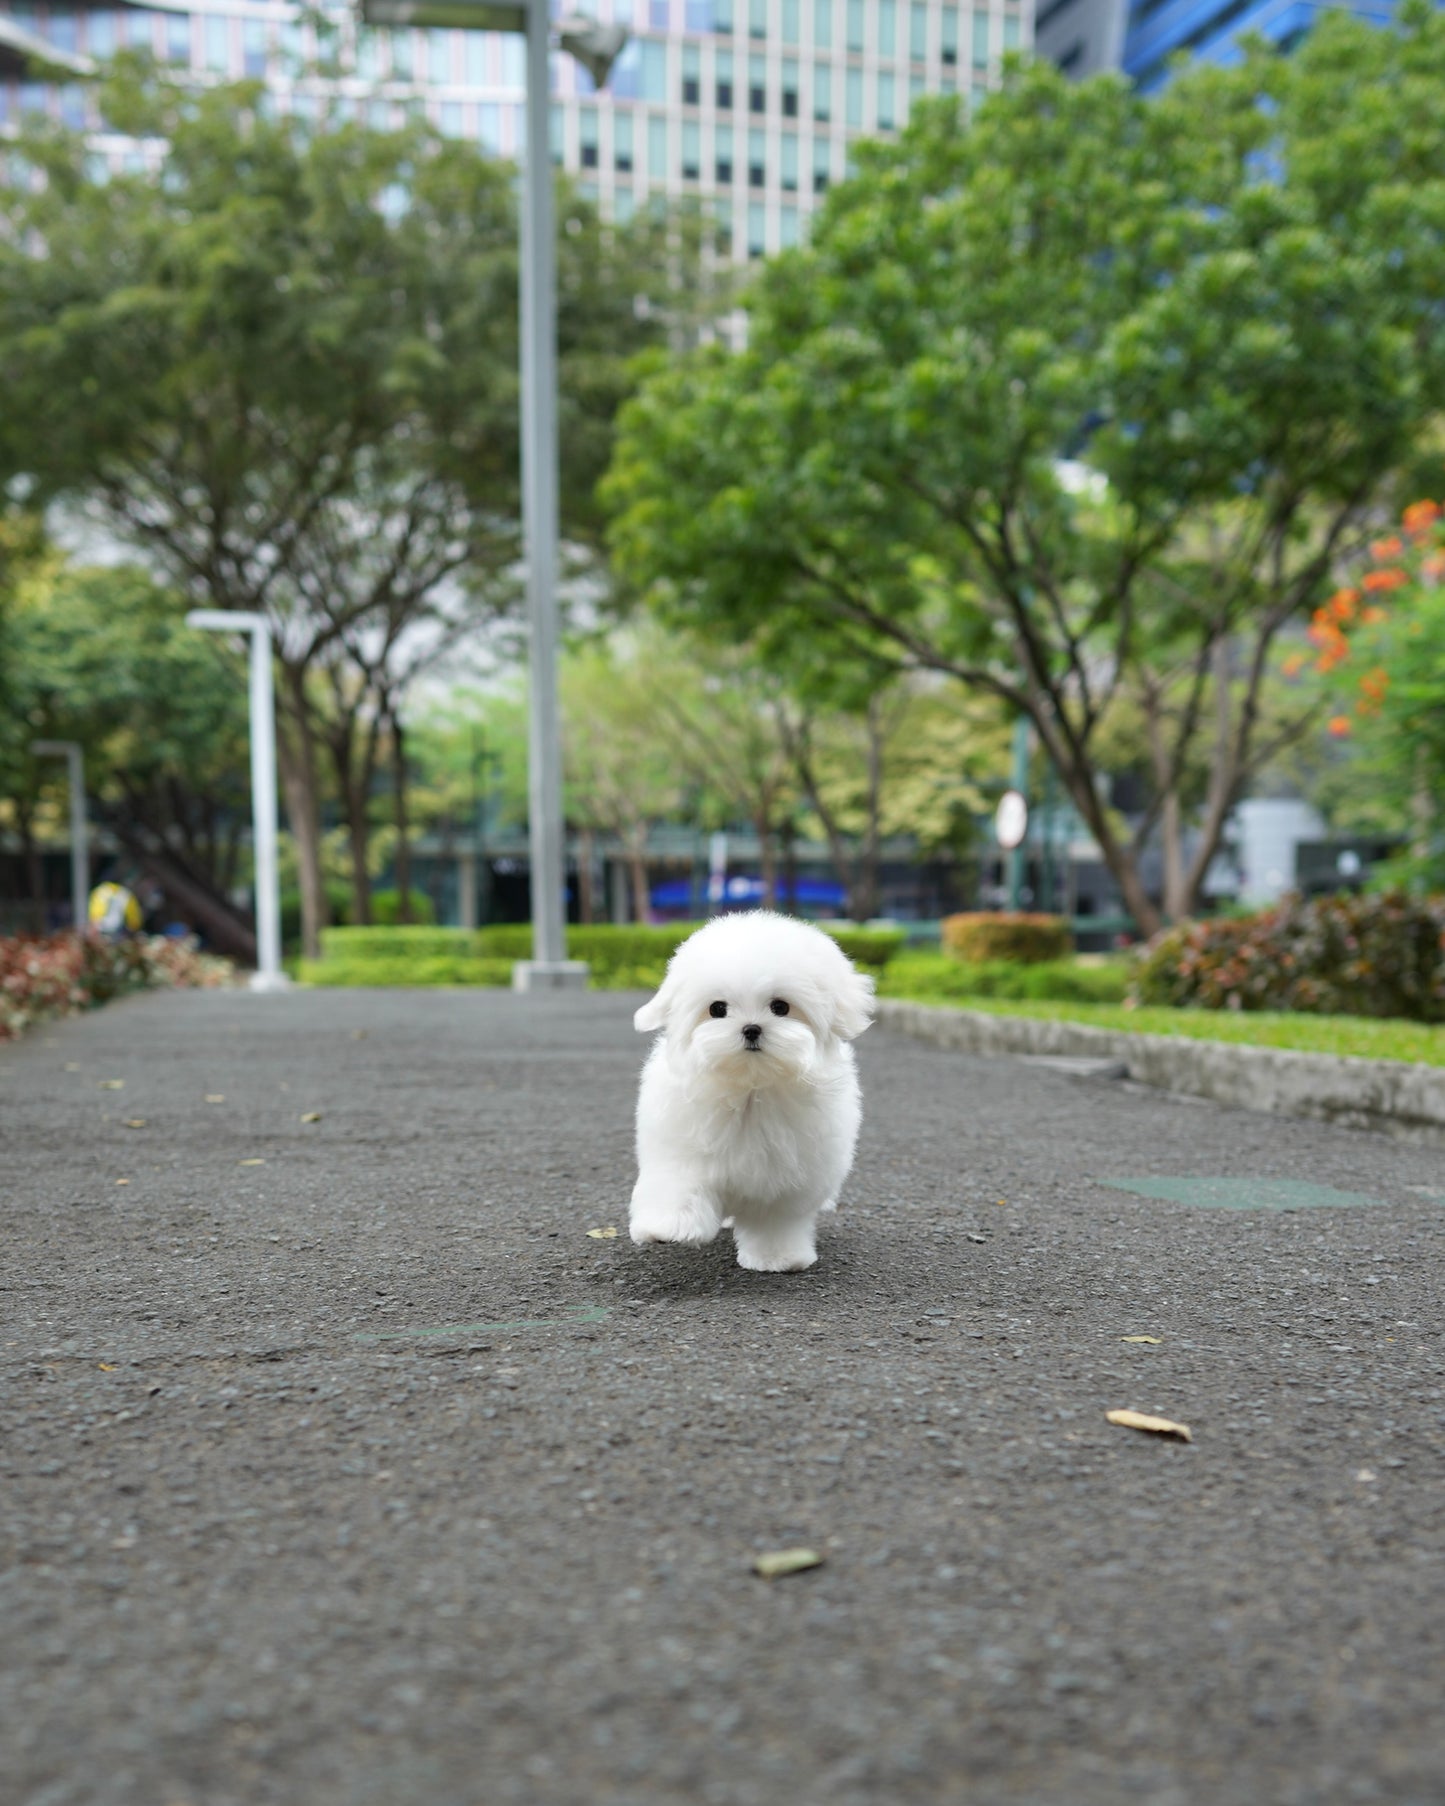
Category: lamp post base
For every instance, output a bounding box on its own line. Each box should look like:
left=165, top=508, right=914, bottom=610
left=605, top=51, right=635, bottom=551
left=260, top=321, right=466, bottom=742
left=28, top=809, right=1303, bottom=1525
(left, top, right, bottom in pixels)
left=511, top=960, right=589, bottom=993
left=248, top=970, right=294, bottom=994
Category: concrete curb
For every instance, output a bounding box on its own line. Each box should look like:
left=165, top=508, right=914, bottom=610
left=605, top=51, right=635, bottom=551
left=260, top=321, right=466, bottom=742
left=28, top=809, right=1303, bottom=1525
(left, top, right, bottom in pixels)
left=874, top=998, right=1445, bottom=1143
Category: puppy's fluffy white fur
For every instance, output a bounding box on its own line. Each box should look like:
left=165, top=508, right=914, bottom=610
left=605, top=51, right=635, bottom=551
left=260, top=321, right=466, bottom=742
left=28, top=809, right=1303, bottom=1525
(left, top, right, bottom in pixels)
left=630, top=911, right=874, bottom=1272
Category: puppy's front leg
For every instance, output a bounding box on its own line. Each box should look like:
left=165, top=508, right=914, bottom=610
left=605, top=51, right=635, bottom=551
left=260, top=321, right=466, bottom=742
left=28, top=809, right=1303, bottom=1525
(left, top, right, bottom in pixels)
left=629, top=1167, right=723, bottom=1246
left=731, top=1206, right=819, bottom=1273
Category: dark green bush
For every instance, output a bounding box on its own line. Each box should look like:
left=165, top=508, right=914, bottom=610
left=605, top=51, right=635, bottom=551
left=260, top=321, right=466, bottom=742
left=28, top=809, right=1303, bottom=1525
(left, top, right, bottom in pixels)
left=941, top=912, right=1074, bottom=964
left=1130, top=891, right=1445, bottom=1021
left=370, top=888, right=437, bottom=926
left=823, top=926, right=906, bottom=970
left=282, top=882, right=352, bottom=946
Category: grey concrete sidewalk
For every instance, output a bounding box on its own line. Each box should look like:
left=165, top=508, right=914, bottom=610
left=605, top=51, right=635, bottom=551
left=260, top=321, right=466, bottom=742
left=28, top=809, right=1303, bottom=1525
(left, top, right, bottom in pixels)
left=2, top=988, right=1443, bottom=1806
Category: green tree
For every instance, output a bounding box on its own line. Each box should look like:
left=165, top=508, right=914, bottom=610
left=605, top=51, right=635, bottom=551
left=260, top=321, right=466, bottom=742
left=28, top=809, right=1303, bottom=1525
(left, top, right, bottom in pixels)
left=0, top=58, right=710, bottom=953
left=1, top=550, right=254, bottom=950
left=605, top=6, right=1445, bottom=935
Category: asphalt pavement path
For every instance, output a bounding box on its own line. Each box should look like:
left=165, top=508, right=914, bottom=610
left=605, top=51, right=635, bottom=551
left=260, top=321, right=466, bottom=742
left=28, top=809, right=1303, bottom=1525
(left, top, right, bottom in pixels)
left=2, top=987, right=1443, bottom=1806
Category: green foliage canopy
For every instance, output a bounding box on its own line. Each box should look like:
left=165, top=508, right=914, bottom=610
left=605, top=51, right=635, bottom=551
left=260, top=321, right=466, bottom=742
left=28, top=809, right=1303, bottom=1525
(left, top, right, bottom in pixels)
left=605, top=5, right=1445, bottom=932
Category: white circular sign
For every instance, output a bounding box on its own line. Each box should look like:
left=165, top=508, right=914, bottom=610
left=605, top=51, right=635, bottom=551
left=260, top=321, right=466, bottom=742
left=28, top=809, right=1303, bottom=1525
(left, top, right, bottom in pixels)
left=995, top=790, right=1029, bottom=851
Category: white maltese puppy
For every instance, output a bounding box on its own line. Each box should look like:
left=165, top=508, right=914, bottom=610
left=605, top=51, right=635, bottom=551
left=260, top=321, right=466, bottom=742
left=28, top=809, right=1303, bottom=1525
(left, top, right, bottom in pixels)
left=630, top=911, right=874, bottom=1272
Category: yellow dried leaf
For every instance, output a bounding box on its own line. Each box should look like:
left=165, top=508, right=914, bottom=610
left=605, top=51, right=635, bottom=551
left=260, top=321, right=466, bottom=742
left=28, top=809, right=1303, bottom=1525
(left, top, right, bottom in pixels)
left=204, top=1094, right=225, bottom=1104
left=1107, top=1409, right=1192, bottom=1442
left=115, top=1178, right=130, bottom=1186
left=300, top=1112, right=322, bottom=1123
left=238, top=1158, right=266, bottom=1167
left=586, top=1226, right=619, bottom=1239
left=1120, top=1335, right=1162, bottom=1345
left=99, top=1080, right=124, bottom=1090
left=98, top=1363, right=117, bottom=1371
left=752, top=1548, right=825, bottom=1579
left=123, top=1119, right=147, bottom=1130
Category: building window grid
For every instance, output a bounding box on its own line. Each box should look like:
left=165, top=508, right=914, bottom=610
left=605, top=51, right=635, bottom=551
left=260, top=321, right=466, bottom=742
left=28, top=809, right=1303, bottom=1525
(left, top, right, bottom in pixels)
left=117, top=2, right=1020, bottom=263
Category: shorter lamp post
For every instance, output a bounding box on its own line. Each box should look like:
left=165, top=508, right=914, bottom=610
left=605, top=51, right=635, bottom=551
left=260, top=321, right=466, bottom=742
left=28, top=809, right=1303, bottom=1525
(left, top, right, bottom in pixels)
left=30, top=740, right=89, bottom=933
left=186, top=611, right=288, bottom=992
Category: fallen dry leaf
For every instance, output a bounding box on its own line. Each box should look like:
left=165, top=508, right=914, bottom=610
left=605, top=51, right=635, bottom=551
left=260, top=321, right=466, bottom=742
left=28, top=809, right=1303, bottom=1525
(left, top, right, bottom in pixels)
left=238, top=1158, right=266, bottom=1167
left=98, top=1080, right=124, bottom=1090
left=123, top=1119, right=147, bottom=1130
left=204, top=1094, right=225, bottom=1104
left=752, top=1548, right=825, bottom=1579
left=299, top=1111, right=322, bottom=1124
left=1107, top=1409, right=1192, bottom=1442
left=98, top=1363, right=117, bottom=1372
left=586, top=1226, right=619, bottom=1240
left=115, top=1178, right=130, bottom=1186
left=1120, top=1335, right=1162, bottom=1345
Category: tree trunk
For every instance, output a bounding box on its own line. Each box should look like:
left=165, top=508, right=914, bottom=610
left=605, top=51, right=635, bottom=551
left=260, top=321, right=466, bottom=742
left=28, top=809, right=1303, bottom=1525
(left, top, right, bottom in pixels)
left=1141, top=684, right=1190, bottom=923
left=627, top=832, right=650, bottom=924
left=123, top=840, right=258, bottom=964
left=578, top=826, right=596, bottom=925
left=1409, top=743, right=1433, bottom=879
left=391, top=713, right=413, bottom=924
left=854, top=697, right=885, bottom=922
left=781, top=818, right=798, bottom=915
left=16, top=803, right=47, bottom=933
left=277, top=670, right=329, bottom=960
left=755, top=813, right=777, bottom=908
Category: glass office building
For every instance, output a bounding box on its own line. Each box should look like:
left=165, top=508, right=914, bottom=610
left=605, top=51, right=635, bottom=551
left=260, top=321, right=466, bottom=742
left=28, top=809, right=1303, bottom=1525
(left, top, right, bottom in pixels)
left=0, top=0, right=1031, bottom=259
left=1036, top=0, right=1401, bottom=86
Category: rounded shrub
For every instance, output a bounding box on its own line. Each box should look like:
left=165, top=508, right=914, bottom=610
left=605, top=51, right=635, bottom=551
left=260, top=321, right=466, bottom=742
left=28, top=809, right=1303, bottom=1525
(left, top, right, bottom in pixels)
left=941, top=912, right=1074, bottom=965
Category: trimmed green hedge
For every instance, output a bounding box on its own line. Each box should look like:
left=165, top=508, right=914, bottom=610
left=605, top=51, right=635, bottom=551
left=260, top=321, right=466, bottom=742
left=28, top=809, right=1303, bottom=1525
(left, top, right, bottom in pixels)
left=301, top=954, right=514, bottom=988
left=880, top=953, right=1129, bottom=1004
left=321, top=926, right=476, bottom=961
left=308, top=919, right=905, bottom=989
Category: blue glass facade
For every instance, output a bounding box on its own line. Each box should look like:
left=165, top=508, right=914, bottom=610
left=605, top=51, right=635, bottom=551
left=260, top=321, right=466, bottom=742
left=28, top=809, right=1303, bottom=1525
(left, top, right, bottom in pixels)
left=1123, top=0, right=1397, bottom=89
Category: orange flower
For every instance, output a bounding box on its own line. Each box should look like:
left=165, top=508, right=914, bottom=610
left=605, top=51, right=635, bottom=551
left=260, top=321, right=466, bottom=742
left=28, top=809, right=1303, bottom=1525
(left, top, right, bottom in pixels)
left=1423, top=552, right=1445, bottom=581
left=1362, top=568, right=1407, bottom=592
left=1358, top=666, right=1389, bottom=707
left=1327, top=715, right=1353, bottom=738
left=1281, top=651, right=1308, bottom=677
left=1402, top=498, right=1441, bottom=535
left=1361, top=605, right=1387, bottom=625
left=1328, top=589, right=1357, bottom=623
left=1370, top=535, right=1404, bottom=561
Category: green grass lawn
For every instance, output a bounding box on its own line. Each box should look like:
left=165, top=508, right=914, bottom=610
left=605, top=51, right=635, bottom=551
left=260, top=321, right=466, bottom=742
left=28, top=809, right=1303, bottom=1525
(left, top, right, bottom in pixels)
left=876, top=983, right=1445, bottom=1068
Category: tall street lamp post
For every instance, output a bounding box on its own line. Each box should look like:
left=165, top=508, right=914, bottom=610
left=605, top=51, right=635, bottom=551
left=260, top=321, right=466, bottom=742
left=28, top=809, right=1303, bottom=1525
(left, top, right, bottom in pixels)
left=360, top=0, right=626, bottom=990
left=186, top=611, right=288, bottom=993
left=30, top=740, right=89, bottom=933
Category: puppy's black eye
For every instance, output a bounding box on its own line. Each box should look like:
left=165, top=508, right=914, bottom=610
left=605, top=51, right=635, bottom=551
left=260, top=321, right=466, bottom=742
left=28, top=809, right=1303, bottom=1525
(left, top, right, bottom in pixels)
left=708, top=1001, right=728, bottom=1019
left=769, top=998, right=790, bottom=1016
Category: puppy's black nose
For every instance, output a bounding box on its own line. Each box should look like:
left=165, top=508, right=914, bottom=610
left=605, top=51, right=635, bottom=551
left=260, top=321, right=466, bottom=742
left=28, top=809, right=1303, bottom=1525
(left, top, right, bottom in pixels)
left=741, top=1022, right=763, bottom=1044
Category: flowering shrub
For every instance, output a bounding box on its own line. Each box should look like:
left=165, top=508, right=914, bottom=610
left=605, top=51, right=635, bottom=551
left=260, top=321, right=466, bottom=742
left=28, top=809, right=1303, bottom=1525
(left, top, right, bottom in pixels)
left=0, top=933, right=234, bottom=1041
left=1290, top=496, right=1443, bottom=735
left=941, top=912, right=1074, bottom=964
left=1130, top=892, right=1445, bottom=1022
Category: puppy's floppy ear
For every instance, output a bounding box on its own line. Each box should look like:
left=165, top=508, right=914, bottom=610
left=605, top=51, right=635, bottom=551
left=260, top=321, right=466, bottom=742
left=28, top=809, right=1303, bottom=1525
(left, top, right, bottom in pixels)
left=829, top=966, right=875, bottom=1042
left=633, top=973, right=676, bottom=1034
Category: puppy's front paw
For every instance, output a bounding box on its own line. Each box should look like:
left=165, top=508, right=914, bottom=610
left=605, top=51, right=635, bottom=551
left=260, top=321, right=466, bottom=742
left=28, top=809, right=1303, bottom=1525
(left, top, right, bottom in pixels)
left=733, top=1225, right=818, bottom=1273
left=629, top=1187, right=721, bottom=1247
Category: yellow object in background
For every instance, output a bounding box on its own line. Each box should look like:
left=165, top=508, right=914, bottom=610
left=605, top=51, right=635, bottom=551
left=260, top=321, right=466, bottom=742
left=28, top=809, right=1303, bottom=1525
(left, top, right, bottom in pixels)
left=88, top=882, right=143, bottom=935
